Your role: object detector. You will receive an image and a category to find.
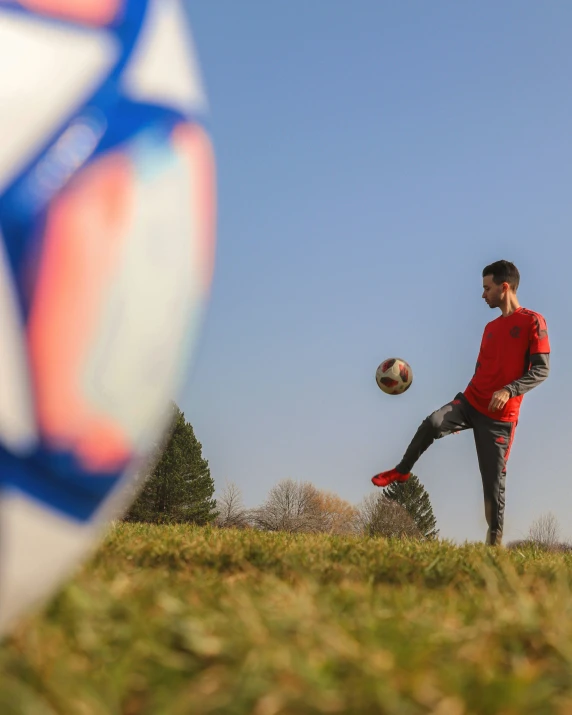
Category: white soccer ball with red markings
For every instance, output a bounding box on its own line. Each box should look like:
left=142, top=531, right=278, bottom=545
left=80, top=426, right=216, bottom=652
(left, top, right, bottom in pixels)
left=376, top=357, right=413, bottom=395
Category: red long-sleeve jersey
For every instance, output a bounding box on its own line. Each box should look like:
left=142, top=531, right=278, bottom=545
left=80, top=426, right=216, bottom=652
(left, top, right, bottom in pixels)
left=464, top=308, right=550, bottom=422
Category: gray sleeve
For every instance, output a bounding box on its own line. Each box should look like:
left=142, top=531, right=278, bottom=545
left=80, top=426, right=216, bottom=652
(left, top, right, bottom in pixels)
left=504, top=353, right=550, bottom=398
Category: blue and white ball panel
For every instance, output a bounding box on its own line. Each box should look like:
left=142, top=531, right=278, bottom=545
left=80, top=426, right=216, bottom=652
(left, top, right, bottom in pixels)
left=0, top=0, right=216, bottom=633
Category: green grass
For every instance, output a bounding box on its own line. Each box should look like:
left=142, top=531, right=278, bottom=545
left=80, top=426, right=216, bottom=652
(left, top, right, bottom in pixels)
left=1, top=525, right=572, bottom=714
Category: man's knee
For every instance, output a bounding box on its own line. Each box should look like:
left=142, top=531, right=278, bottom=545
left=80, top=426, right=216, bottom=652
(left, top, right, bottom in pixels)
left=425, top=412, right=445, bottom=438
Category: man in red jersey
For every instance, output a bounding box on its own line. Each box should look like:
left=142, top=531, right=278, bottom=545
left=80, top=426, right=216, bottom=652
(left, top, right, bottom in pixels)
left=372, top=260, right=550, bottom=545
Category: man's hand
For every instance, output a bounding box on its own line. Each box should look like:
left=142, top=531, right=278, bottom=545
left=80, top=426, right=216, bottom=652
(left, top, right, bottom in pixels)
left=488, top=388, right=510, bottom=412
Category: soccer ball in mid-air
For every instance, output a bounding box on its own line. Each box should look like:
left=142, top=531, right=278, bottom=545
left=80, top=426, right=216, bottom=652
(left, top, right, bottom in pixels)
left=376, top=358, right=413, bottom=395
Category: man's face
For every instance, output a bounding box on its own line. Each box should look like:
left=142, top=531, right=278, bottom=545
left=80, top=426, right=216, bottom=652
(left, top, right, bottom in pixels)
left=482, top=274, right=506, bottom=309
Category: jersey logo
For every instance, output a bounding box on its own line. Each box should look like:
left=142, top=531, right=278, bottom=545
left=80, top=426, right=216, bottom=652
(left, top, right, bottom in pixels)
left=510, top=326, right=521, bottom=338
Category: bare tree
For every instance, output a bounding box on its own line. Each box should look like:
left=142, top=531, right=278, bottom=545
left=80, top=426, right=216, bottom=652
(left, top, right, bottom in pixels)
left=250, top=479, right=326, bottom=533
left=528, top=512, right=561, bottom=548
left=356, top=492, right=421, bottom=539
left=313, top=489, right=359, bottom=535
left=215, top=482, right=249, bottom=529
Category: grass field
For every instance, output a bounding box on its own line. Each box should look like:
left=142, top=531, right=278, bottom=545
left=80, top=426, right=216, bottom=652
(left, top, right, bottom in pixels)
left=1, top=524, right=571, bottom=714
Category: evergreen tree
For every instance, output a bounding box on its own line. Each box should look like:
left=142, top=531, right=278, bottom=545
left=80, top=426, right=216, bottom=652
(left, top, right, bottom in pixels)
left=124, top=403, right=217, bottom=524
left=383, top=473, right=439, bottom=539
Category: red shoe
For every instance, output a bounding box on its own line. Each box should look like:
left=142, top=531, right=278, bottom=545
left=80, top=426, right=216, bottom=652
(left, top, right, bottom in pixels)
left=371, top=468, right=410, bottom=488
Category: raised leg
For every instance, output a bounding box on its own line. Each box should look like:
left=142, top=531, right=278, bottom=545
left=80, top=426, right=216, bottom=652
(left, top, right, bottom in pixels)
left=396, top=393, right=473, bottom=474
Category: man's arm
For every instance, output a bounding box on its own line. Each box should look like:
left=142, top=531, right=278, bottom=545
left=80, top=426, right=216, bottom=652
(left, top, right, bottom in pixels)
left=504, top=353, right=550, bottom=398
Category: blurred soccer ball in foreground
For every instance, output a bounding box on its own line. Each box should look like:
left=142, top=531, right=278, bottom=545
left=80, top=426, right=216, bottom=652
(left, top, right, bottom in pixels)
left=0, top=0, right=215, bottom=634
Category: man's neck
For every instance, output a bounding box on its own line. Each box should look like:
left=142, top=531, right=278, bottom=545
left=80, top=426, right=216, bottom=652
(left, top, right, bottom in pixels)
left=500, top=296, right=521, bottom=317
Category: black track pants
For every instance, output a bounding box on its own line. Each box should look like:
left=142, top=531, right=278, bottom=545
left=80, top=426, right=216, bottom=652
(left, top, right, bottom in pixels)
left=396, top=393, right=517, bottom=545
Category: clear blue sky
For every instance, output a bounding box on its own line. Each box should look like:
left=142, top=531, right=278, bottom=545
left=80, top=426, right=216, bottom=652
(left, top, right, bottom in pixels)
left=182, top=1, right=572, bottom=543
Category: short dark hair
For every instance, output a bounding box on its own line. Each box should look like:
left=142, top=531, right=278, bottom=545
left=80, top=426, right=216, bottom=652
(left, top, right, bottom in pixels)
left=482, top=260, right=520, bottom=291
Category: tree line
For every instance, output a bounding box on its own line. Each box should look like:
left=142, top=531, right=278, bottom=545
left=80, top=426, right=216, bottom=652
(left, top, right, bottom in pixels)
left=123, top=403, right=439, bottom=538
left=215, top=476, right=438, bottom=539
